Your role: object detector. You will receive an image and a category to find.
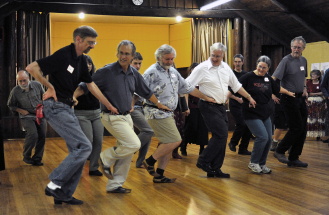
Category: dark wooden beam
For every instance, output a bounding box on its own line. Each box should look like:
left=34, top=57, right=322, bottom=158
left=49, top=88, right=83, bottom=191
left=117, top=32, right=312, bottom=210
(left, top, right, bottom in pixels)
left=225, top=0, right=290, bottom=48
left=242, top=19, right=250, bottom=72
left=17, top=10, right=26, bottom=71
left=234, top=18, right=242, bottom=55
left=270, top=0, right=329, bottom=43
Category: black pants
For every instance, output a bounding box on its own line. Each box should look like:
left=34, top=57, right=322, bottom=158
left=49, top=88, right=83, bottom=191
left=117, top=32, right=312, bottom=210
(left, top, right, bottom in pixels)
left=229, top=101, right=252, bottom=151
left=276, top=94, right=307, bottom=161
left=198, top=100, right=228, bottom=171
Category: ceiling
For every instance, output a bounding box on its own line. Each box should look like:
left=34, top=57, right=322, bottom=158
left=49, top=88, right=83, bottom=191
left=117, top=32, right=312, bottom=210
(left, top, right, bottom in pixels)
left=50, top=13, right=191, bottom=25
left=1, top=0, right=329, bottom=44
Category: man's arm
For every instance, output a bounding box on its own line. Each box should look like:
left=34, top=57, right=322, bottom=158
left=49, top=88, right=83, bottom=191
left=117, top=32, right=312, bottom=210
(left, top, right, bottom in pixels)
left=85, top=82, right=119, bottom=114
left=237, top=87, right=256, bottom=108
left=189, top=88, right=216, bottom=103
left=302, top=78, right=308, bottom=97
left=148, top=94, right=171, bottom=111
left=7, top=90, right=30, bottom=116
left=26, top=61, right=57, bottom=101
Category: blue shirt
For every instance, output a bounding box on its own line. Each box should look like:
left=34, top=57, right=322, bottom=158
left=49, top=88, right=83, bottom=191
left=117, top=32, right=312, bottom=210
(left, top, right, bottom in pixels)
left=143, top=62, right=194, bottom=119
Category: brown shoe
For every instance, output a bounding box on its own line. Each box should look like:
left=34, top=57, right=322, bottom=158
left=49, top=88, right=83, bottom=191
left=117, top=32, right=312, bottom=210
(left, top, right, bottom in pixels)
left=142, top=160, right=160, bottom=177
left=172, top=151, right=182, bottom=159
left=98, top=158, right=113, bottom=179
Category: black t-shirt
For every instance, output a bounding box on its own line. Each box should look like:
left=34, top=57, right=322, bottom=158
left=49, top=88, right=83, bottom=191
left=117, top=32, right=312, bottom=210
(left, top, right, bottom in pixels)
left=229, top=70, right=248, bottom=107
left=37, top=43, right=92, bottom=99
left=239, top=72, right=280, bottom=120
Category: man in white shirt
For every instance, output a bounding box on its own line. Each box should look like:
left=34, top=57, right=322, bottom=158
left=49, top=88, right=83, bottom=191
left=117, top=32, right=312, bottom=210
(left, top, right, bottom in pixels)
left=186, top=42, right=256, bottom=178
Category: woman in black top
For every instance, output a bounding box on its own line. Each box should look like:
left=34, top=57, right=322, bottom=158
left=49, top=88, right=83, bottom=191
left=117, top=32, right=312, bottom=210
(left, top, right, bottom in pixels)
left=239, top=56, right=294, bottom=174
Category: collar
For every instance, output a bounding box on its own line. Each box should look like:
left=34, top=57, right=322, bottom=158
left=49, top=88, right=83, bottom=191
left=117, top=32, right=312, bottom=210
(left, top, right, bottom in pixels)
left=115, top=61, right=133, bottom=75
left=155, top=62, right=171, bottom=73
left=19, top=82, right=33, bottom=93
left=206, top=58, right=224, bottom=70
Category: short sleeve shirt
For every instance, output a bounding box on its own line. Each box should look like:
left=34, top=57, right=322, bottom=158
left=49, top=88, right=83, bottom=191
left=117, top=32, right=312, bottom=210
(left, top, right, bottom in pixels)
left=272, top=54, right=307, bottom=93
left=36, top=43, right=92, bottom=99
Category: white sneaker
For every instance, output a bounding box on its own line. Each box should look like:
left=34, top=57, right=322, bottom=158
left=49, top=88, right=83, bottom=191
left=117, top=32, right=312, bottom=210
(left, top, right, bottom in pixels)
left=260, top=165, right=272, bottom=174
left=248, top=162, right=262, bottom=173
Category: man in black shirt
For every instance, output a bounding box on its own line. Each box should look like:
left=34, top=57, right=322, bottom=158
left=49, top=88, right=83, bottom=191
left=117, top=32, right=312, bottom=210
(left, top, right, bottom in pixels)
left=26, top=26, right=115, bottom=205
left=227, top=54, right=252, bottom=155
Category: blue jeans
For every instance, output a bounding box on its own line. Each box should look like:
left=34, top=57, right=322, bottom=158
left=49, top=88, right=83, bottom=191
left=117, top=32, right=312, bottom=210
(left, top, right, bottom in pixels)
left=130, top=107, right=154, bottom=167
left=245, top=117, right=272, bottom=165
left=74, top=109, right=104, bottom=171
left=43, top=98, right=92, bottom=197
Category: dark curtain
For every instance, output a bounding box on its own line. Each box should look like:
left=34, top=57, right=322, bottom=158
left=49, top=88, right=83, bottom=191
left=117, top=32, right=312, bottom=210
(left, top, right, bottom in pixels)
left=25, top=11, right=50, bottom=66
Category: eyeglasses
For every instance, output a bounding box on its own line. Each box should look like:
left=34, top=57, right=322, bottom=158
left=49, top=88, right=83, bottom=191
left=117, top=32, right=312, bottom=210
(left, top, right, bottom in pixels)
left=257, top=65, right=268, bottom=70
left=211, top=54, right=222, bottom=59
left=291, top=46, right=303, bottom=50
left=87, top=41, right=97, bottom=46
left=119, top=52, right=131, bottom=57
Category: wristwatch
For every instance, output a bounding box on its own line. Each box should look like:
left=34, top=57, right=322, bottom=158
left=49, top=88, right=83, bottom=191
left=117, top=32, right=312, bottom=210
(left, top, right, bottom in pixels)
left=157, top=100, right=161, bottom=105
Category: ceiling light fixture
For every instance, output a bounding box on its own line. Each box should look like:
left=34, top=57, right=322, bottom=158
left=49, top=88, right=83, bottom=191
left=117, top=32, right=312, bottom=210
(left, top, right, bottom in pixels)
left=79, top=12, right=85, bottom=19
left=176, top=16, right=182, bottom=22
left=200, top=0, right=232, bottom=11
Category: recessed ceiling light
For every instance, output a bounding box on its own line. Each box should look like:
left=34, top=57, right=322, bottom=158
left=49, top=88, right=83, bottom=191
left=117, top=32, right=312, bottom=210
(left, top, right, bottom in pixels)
left=200, top=0, right=232, bottom=11
left=176, top=16, right=182, bottom=22
left=79, top=12, right=85, bottom=19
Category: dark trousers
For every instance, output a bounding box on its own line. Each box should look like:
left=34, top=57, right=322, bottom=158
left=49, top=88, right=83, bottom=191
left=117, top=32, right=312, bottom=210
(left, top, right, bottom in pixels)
left=198, top=100, right=228, bottom=171
left=276, top=94, right=307, bottom=161
left=229, top=101, right=252, bottom=151
left=21, top=117, right=47, bottom=161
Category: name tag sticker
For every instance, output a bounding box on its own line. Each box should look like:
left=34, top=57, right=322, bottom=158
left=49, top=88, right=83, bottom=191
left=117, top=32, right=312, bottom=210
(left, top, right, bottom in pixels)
left=300, top=66, right=305, bottom=71
left=264, top=77, right=269, bottom=82
left=317, top=86, right=319, bottom=89
left=171, top=74, right=176, bottom=78
left=67, top=65, right=74, bottom=73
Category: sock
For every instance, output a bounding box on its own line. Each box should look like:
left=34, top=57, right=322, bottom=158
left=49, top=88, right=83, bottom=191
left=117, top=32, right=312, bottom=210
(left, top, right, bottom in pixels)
left=155, top=168, right=164, bottom=178
left=47, top=181, right=61, bottom=190
left=146, top=155, right=157, bottom=166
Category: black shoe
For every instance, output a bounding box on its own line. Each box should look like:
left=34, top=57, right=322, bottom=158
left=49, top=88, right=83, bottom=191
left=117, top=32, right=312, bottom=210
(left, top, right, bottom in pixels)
left=54, top=197, right=84, bottom=205
left=207, top=169, right=230, bottom=178
left=98, top=158, right=113, bottom=179
left=23, top=158, right=34, bottom=165
left=323, top=139, right=329, bottom=143
left=228, top=142, right=236, bottom=152
left=196, top=162, right=213, bottom=173
left=180, top=149, right=187, bottom=156
left=33, top=161, right=44, bottom=166
left=238, top=150, right=251, bottom=155
left=89, top=170, right=103, bottom=176
left=45, top=187, right=71, bottom=201
left=107, top=187, right=131, bottom=193
left=287, top=159, right=308, bottom=167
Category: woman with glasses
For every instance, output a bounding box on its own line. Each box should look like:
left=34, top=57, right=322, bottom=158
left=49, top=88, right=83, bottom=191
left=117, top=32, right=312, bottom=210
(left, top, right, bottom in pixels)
left=239, top=56, right=295, bottom=174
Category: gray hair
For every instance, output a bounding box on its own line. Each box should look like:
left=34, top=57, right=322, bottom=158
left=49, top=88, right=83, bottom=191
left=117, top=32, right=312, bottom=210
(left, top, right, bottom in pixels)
left=291, top=36, right=306, bottom=48
left=73, top=26, right=98, bottom=41
left=117, top=40, right=136, bottom=57
left=210, top=42, right=227, bottom=52
left=155, top=44, right=176, bottom=61
left=257, top=55, right=271, bottom=68
left=234, top=54, right=244, bottom=62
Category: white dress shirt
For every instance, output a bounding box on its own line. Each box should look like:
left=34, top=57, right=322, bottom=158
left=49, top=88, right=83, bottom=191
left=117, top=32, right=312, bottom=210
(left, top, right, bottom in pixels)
left=186, top=58, right=242, bottom=104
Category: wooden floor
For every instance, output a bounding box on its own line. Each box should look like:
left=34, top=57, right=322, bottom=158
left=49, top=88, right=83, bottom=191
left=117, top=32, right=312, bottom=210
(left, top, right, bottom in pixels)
left=1, top=132, right=329, bottom=215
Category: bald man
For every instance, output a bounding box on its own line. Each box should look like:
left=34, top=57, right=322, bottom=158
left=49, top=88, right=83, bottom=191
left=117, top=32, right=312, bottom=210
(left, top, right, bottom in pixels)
left=8, top=70, right=46, bottom=166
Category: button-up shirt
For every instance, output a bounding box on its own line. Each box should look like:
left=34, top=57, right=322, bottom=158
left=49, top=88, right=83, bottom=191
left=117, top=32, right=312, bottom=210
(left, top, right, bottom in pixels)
left=90, top=61, right=153, bottom=114
left=143, top=62, right=194, bottom=119
left=186, top=58, right=242, bottom=104
left=7, top=81, right=44, bottom=118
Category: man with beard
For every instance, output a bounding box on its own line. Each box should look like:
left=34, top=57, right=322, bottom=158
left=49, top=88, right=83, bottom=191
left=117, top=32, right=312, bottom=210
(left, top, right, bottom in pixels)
left=227, top=54, right=252, bottom=155
left=272, top=36, right=309, bottom=167
left=7, top=70, right=46, bottom=166
left=26, top=26, right=114, bottom=205
left=142, top=44, right=216, bottom=183
left=186, top=43, right=256, bottom=178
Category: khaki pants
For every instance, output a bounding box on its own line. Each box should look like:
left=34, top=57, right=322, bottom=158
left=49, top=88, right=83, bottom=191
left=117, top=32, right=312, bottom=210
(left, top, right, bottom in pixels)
left=100, top=113, right=141, bottom=191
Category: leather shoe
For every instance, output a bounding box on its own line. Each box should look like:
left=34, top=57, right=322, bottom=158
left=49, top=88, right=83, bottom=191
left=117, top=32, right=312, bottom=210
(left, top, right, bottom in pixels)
left=45, top=187, right=71, bottom=201
left=33, top=161, right=44, bottom=166
left=323, top=139, right=329, bottom=143
left=23, top=158, right=34, bottom=165
left=172, top=151, right=182, bottom=159
left=228, top=142, right=236, bottom=152
left=54, top=197, right=83, bottom=205
left=89, top=170, right=103, bottom=176
left=207, top=169, right=230, bottom=178
left=238, top=150, right=251, bottom=155
left=98, top=158, right=113, bottom=179
left=107, top=187, right=131, bottom=193
left=196, top=162, right=213, bottom=173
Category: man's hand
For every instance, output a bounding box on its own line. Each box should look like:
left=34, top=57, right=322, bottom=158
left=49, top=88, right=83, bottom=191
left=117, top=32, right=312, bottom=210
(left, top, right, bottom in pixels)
left=184, top=108, right=190, bottom=116
left=129, top=107, right=134, bottom=113
left=43, top=88, right=57, bottom=101
left=157, top=103, right=171, bottom=111
left=72, top=97, right=79, bottom=106
left=272, top=94, right=280, bottom=104
left=237, top=97, right=243, bottom=104
left=302, top=88, right=308, bottom=98
left=286, top=91, right=295, bottom=97
left=21, top=110, right=30, bottom=116
left=108, top=105, right=119, bottom=115
left=248, top=97, right=256, bottom=108
left=205, top=96, right=216, bottom=103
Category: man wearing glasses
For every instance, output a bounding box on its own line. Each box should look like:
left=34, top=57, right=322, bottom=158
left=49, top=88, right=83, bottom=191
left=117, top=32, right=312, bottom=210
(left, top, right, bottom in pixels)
left=26, top=26, right=114, bottom=205
left=272, top=36, right=309, bottom=168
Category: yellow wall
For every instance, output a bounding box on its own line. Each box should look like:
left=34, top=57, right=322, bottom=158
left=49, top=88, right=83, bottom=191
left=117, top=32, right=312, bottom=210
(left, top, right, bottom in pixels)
left=169, top=21, right=192, bottom=68
left=51, top=19, right=192, bottom=74
left=303, top=41, right=329, bottom=78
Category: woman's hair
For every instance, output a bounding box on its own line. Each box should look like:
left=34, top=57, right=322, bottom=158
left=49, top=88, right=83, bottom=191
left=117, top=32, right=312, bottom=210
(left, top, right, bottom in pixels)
left=311, top=69, right=322, bottom=82
left=85, top=55, right=96, bottom=75
left=187, top=62, right=199, bottom=76
left=256, top=55, right=271, bottom=68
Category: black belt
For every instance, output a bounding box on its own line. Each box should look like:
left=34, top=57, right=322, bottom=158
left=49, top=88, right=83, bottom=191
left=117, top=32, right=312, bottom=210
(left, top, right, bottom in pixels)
left=144, top=104, right=172, bottom=113
left=57, top=97, right=74, bottom=106
left=294, top=93, right=304, bottom=98
left=102, top=111, right=130, bottom=116
left=200, top=100, right=224, bottom=106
